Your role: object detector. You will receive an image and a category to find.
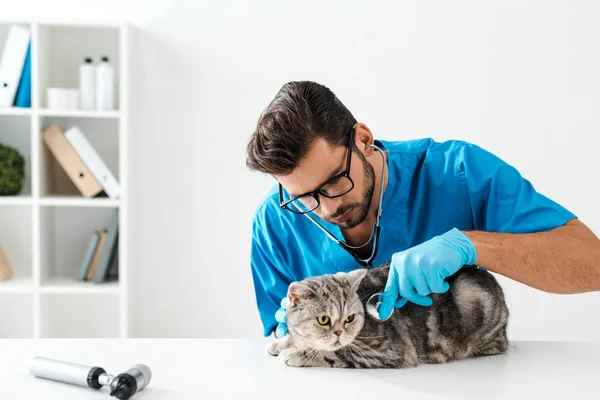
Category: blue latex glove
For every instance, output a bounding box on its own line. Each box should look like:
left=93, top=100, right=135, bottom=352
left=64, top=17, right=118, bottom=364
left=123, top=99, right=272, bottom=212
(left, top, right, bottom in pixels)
left=275, top=297, right=288, bottom=337
left=378, top=228, right=477, bottom=320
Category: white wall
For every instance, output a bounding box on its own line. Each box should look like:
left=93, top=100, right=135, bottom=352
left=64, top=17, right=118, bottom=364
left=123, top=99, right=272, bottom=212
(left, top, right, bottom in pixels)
left=5, top=0, right=600, bottom=341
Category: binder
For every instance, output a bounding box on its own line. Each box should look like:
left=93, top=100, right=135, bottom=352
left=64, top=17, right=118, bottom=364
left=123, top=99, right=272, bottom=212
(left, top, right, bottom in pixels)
left=64, top=126, right=121, bottom=199
left=87, top=230, right=107, bottom=281
left=93, top=209, right=119, bottom=283
left=13, top=40, right=31, bottom=108
left=41, top=124, right=104, bottom=198
left=0, top=25, right=30, bottom=107
left=78, top=231, right=100, bottom=281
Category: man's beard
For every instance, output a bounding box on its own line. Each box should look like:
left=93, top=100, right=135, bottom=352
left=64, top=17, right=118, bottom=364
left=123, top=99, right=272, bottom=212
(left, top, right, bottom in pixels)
left=322, top=152, right=375, bottom=229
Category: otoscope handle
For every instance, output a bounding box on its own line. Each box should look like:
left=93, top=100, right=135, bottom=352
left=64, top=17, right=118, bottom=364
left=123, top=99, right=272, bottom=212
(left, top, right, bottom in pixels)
left=29, top=356, right=106, bottom=389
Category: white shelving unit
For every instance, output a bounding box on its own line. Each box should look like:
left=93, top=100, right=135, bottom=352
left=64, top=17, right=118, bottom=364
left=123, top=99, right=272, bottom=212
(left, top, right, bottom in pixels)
left=0, top=19, right=130, bottom=338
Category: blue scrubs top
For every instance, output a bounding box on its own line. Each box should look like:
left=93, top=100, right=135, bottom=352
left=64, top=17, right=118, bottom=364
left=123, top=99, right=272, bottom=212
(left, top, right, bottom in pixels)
left=250, top=138, right=576, bottom=337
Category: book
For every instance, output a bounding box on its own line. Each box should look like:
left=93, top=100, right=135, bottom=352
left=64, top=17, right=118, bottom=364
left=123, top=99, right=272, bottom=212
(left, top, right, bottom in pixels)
left=41, top=124, right=104, bottom=198
left=86, top=230, right=107, bottom=281
left=93, top=209, right=119, bottom=283
left=13, top=40, right=31, bottom=108
left=78, top=231, right=100, bottom=281
left=106, top=233, right=119, bottom=282
left=0, top=25, right=30, bottom=107
left=64, top=126, right=121, bottom=199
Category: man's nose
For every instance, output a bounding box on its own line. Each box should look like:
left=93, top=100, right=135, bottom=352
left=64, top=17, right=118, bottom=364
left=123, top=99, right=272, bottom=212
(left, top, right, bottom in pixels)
left=319, top=195, right=342, bottom=216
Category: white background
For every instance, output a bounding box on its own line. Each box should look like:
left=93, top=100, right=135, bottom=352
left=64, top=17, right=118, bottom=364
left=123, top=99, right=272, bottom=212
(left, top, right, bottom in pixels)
left=4, top=0, right=600, bottom=340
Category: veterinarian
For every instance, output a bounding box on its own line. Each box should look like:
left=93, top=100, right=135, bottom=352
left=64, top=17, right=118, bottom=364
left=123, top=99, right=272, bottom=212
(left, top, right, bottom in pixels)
left=246, top=81, right=600, bottom=338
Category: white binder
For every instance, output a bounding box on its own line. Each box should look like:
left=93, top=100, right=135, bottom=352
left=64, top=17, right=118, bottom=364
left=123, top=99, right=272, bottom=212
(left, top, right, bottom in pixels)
left=64, top=126, right=121, bottom=199
left=0, top=25, right=30, bottom=107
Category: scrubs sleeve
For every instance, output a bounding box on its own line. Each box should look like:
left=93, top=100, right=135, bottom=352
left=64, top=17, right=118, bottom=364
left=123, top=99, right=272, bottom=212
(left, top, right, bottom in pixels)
left=457, top=143, right=576, bottom=233
left=250, top=216, right=293, bottom=337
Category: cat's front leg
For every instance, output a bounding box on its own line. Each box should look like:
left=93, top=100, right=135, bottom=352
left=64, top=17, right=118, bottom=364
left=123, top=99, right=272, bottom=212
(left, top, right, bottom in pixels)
left=265, top=335, right=292, bottom=356
left=279, top=348, right=342, bottom=368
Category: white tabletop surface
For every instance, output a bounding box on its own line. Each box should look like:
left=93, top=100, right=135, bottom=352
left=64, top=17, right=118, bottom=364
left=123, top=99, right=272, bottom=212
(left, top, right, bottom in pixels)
left=0, top=338, right=597, bottom=399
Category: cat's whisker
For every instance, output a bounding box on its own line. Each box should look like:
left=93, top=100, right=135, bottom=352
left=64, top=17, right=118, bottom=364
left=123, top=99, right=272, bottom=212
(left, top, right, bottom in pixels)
left=345, top=343, right=359, bottom=360
left=349, top=342, right=377, bottom=369
left=353, top=338, right=381, bottom=355
left=349, top=343, right=375, bottom=369
left=304, top=349, right=322, bottom=367
left=297, top=348, right=318, bottom=364
left=348, top=342, right=368, bottom=361
left=350, top=341, right=372, bottom=358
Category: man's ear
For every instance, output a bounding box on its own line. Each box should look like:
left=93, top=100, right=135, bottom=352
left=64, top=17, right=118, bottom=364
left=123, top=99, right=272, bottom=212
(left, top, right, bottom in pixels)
left=346, top=268, right=368, bottom=292
left=287, top=282, right=314, bottom=306
left=354, top=123, right=375, bottom=157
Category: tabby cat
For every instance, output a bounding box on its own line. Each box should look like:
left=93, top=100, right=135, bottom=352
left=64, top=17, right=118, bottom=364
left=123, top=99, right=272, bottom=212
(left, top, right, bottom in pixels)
left=266, top=264, right=509, bottom=368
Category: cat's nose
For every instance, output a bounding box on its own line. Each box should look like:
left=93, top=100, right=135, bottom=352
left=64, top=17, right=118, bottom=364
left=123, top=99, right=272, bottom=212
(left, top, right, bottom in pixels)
left=334, top=330, right=342, bottom=336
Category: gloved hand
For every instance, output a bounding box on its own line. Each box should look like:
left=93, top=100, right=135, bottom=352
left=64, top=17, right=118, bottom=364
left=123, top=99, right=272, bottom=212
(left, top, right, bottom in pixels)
left=275, top=297, right=289, bottom=338
left=378, top=228, right=477, bottom=320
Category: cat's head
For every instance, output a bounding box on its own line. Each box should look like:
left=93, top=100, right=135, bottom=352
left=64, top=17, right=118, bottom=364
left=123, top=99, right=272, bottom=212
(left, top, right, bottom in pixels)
left=286, top=268, right=367, bottom=351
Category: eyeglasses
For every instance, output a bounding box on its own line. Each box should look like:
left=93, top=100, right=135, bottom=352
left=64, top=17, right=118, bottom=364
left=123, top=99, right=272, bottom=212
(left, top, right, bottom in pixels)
left=279, top=125, right=356, bottom=214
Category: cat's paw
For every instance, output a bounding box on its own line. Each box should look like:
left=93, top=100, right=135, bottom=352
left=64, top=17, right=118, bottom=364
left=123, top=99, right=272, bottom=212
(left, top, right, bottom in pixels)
left=279, top=349, right=330, bottom=368
left=265, top=336, right=291, bottom=357
left=279, top=348, right=307, bottom=367
left=265, top=341, right=280, bottom=356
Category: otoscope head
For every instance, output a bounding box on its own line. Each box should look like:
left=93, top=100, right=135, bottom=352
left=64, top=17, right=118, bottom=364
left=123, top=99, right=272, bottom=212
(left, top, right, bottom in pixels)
left=109, top=364, right=152, bottom=399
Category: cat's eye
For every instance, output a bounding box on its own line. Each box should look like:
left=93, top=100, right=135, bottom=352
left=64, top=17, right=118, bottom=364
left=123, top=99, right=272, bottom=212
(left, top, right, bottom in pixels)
left=345, top=315, right=355, bottom=324
left=317, top=316, right=330, bottom=326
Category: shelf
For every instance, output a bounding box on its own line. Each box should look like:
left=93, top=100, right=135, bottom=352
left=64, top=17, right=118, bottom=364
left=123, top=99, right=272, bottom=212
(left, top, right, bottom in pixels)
left=39, top=196, right=120, bottom=207
left=40, top=277, right=119, bottom=294
left=0, top=196, right=33, bottom=205
left=0, top=108, right=119, bottom=118
left=0, top=196, right=119, bottom=206
left=0, top=107, right=32, bottom=116
left=0, top=19, right=128, bottom=339
left=36, top=19, right=125, bottom=29
left=0, top=276, right=33, bottom=293
left=38, top=109, right=120, bottom=119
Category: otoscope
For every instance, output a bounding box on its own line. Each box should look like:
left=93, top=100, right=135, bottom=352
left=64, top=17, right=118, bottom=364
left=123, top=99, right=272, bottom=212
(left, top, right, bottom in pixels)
left=29, top=356, right=152, bottom=399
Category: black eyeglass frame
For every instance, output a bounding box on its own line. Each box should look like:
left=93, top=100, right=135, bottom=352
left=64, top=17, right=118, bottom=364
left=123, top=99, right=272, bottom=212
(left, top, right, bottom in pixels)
left=278, top=124, right=356, bottom=214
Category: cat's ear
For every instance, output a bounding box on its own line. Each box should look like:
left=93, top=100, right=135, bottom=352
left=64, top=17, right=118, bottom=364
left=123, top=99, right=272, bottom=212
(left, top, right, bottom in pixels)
left=346, top=268, right=368, bottom=291
left=287, top=282, right=314, bottom=306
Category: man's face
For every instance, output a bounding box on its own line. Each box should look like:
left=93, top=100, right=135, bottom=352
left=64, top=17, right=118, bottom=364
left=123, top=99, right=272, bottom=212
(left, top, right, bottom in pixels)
left=277, top=138, right=375, bottom=230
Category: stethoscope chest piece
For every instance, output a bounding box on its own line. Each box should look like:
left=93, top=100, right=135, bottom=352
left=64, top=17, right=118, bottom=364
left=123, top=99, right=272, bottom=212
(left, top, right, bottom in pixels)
left=365, top=292, right=392, bottom=322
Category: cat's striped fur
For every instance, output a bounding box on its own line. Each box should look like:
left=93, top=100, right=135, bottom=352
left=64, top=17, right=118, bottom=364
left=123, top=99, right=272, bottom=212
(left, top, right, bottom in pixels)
left=266, top=264, right=509, bottom=368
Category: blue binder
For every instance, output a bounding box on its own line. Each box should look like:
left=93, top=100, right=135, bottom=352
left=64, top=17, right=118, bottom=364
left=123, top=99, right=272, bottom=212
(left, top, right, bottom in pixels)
left=13, top=40, right=31, bottom=108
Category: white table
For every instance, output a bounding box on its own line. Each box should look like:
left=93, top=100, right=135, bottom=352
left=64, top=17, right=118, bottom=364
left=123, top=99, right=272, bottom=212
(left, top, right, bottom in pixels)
left=0, top=338, right=597, bottom=399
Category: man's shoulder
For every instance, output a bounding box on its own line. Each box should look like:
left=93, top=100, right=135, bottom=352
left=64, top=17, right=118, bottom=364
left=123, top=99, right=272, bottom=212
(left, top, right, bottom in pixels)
left=382, top=137, right=476, bottom=162
left=251, top=185, right=289, bottom=234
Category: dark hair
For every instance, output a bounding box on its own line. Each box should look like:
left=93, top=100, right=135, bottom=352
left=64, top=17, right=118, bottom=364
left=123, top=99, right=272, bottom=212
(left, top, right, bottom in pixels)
left=246, top=81, right=357, bottom=175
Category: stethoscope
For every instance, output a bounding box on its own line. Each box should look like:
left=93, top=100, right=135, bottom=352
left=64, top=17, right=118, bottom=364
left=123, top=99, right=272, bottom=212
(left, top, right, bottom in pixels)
left=301, top=142, right=388, bottom=268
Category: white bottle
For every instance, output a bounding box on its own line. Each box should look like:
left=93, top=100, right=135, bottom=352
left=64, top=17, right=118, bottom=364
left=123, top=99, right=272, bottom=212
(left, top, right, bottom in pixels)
left=95, top=55, right=114, bottom=110
left=79, top=57, right=95, bottom=110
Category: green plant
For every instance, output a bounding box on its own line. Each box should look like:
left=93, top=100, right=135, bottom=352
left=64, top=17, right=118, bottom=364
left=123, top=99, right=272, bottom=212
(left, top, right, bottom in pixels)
left=0, top=143, right=25, bottom=195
